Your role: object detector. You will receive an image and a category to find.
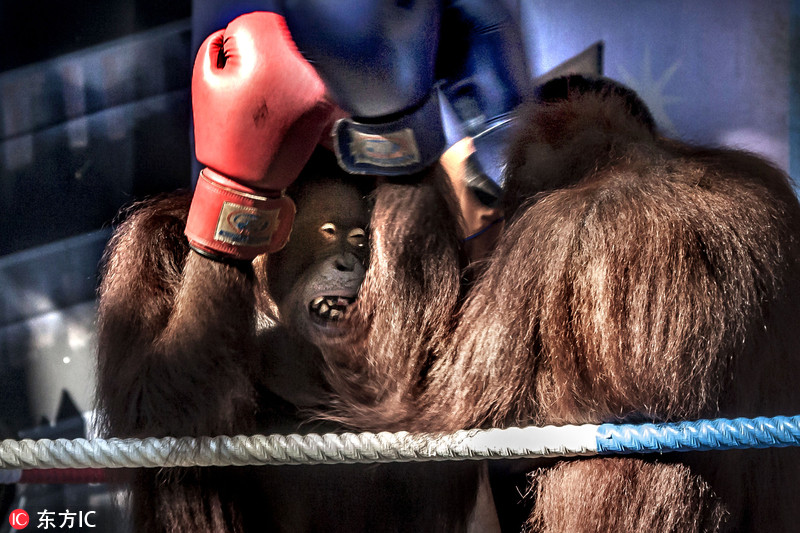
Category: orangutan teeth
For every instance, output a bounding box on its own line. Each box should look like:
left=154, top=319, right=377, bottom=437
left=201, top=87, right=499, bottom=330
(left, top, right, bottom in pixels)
left=309, top=295, right=356, bottom=321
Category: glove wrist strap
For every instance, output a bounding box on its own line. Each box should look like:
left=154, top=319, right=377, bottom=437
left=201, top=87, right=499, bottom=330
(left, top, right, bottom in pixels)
left=185, top=168, right=296, bottom=260
left=332, top=90, right=445, bottom=175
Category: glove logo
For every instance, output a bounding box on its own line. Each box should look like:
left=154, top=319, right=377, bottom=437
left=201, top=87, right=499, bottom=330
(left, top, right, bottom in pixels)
left=349, top=129, right=421, bottom=168
left=215, top=202, right=281, bottom=247
left=230, top=212, right=271, bottom=233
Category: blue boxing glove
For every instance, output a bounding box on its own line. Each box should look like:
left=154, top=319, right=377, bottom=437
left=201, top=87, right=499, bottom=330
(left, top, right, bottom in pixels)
left=281, top=0, right=445, bottom=176
left=437, top=0, right=531, bottom=203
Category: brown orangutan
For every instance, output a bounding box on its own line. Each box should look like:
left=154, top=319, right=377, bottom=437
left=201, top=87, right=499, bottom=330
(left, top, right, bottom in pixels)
left=97, top=69, right=800, bottom=531
left=393, top=75, right=800, bottom=532
left=95, top=147, right=493, bottom=532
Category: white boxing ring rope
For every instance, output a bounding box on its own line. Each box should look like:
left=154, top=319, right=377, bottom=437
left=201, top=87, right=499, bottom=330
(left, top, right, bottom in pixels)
left=1, top=415, right=799, bottom=484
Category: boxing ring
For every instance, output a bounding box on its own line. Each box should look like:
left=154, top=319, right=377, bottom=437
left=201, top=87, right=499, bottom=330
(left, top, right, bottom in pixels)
left=2, top=415, right=798, bottom=485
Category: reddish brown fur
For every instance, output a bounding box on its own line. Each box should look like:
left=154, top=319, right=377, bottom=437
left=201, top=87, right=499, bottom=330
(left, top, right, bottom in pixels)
left=96, top=77, right=800, bottom=531
left=529, top=458, right=727, bottom=532
left=95, top=153, right=481, bottom=532
left=320, top=166, right=467, bottom=425
left=97, top=193, right=262, bottom=532
left=97, top=195, right=260, bottom=440
left=412, top=81, right=800, bottom=531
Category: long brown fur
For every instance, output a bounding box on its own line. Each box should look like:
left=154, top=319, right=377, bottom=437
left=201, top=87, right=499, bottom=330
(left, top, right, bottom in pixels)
left=95, top=150, right=482, bottom=532
left=320, top=165, right=467, bottom=427
left=96, top=74, right=800, bottom=530
left=97, top=193, right=261, bottom=533
left=529, top=458, right=727, bottom=532
left=412, top=77, right=800, bottom=531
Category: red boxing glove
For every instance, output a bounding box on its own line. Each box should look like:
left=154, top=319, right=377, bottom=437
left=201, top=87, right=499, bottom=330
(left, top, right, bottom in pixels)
left=186, top=12, right=335, bottom=260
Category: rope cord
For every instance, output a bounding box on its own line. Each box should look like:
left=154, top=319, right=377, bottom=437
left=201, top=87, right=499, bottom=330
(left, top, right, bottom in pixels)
left=0, top=415, right=797, bottom=475
left=597, top=415, right=800, bottom=454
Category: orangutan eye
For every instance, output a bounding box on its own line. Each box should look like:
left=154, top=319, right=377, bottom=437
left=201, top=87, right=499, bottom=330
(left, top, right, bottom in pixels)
left=347, top=228, right=367, bottom=248
left=320, top=223, right=337, bottom=239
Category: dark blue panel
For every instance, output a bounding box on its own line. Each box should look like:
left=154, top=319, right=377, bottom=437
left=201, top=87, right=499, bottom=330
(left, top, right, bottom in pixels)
left=0, top=90, right=191, bottom=255
left=0, top=230, right=109, bottom=326
left=0, top=21, right=191, bottom=140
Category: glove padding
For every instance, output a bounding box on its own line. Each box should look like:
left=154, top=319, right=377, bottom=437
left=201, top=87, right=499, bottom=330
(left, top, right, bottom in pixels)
left=186, top=12, right=335, bottom=259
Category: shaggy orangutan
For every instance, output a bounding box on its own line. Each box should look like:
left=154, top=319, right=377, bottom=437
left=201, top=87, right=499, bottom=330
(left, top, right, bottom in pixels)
left=405, top=75, right=800, bottom=532
left=95, top=148, right=492, bottom=532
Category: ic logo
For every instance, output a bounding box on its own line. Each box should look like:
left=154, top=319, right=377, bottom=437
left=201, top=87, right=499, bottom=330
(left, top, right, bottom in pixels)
left=9, top=509, right=29, bottom=530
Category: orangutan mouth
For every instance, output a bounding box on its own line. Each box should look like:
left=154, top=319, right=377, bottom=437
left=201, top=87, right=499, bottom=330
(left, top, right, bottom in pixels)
left=309, top=295, right=356, bottom=322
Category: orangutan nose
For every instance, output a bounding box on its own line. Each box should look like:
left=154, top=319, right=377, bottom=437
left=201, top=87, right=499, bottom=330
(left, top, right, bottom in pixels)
left=334, top=251, right=361, bottom=273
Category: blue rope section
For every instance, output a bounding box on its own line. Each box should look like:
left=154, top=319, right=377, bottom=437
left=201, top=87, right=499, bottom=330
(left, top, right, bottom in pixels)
left=596, top=415, right=800, bottom=454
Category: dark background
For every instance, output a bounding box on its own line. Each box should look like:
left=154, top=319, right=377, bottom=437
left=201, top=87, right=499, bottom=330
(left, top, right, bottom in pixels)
left=0, top=1, right=191, bottom=74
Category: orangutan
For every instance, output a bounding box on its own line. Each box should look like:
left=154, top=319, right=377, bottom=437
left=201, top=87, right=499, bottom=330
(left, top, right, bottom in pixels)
left=95, top=148, right=490, bottom=532
left=412, top=75, right=800, bottom=532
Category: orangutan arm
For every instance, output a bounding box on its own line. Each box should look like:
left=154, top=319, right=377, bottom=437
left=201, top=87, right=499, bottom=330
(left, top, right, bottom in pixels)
left=95, top=194, right=260, bottom=533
